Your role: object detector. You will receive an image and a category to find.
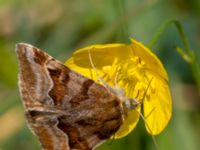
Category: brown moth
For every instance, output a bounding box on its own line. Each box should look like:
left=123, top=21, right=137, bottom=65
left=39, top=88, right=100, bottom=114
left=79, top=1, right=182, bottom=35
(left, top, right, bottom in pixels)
left=16, top=43, right=138, bottom=150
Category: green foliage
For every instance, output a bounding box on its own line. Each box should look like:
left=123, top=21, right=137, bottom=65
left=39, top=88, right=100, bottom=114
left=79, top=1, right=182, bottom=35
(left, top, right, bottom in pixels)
left=0, top=0, right=199, bottom=150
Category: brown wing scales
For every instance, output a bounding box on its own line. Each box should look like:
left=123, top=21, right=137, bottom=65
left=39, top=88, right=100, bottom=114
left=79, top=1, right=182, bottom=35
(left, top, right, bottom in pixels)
left=16, top=43, right=124, bottom=150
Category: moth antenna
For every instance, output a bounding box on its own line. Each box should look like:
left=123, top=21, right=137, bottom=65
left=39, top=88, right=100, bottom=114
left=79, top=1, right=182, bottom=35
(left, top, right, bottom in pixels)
left=130, top=77, right=154, bottom=109
left=136, top=109, right=159, bottom=150
left=140, top=77, right=153, bottom=102
left=135, top=90, right=140, bottom=99
left=135, top=77, right=159, bottom=150
left=88, top=49, right=114, bottom=91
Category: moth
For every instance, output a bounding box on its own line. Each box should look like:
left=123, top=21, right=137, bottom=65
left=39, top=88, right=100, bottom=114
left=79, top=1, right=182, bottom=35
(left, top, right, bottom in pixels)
left=16, top=43, right=138, bottom=150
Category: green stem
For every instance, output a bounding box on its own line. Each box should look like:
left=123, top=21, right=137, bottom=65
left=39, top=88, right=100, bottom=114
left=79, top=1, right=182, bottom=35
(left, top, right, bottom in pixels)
left=148, top=19, right=200, bottom=92
left=115, top=0, right=129, bottom=42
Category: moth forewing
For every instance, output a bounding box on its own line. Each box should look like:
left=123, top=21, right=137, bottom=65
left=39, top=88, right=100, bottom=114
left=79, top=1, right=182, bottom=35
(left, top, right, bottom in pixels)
left=16, top=43, right=124, bottom=150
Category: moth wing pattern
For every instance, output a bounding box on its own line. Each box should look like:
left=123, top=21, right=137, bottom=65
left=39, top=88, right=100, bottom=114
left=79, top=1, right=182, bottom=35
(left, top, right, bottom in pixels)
left=16, top=43, right=124, bottom=150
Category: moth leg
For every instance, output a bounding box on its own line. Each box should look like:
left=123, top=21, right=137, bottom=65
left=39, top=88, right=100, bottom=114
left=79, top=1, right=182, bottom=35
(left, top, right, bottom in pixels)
left=87, top=49, right=115, bottom=92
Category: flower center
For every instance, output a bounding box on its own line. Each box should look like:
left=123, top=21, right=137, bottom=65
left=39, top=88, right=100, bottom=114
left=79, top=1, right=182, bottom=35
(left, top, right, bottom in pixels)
left=101, top=56, right=155, bottom=102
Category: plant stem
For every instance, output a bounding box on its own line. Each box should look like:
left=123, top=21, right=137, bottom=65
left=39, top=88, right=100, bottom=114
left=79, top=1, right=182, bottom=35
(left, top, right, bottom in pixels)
left=148, top=19, right=200, bottom=92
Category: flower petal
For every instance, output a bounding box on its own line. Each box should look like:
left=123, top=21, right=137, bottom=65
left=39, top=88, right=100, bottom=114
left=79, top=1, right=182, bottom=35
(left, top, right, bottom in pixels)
left=65, top=39, right=172, bottom=137
left=69, top=43, right=131, bottom=68
left=130, top=39, right=168, bottom=81
left=143, top=77, right=172, bottom=135
left=114, top=107, right=140, bottom=138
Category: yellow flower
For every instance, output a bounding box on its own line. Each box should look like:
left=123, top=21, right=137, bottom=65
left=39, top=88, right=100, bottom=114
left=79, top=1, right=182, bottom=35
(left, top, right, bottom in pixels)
left=65, top=39, right=172, bottom=137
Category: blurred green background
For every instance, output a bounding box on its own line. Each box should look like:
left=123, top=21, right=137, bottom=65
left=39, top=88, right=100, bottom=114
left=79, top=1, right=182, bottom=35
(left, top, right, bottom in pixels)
left=0, top=0, right=199, bottom=150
